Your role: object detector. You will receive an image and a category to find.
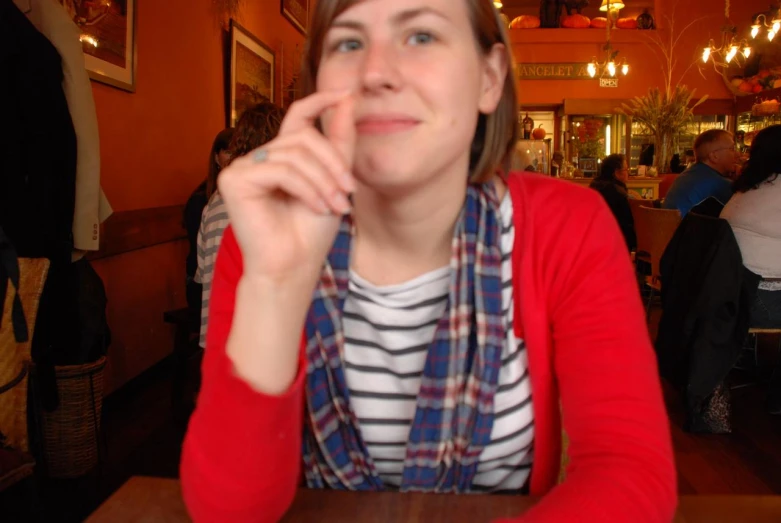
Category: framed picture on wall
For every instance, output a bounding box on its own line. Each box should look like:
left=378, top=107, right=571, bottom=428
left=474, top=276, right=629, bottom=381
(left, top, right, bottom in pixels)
left=229, top=21, right=275, bottom=127
left=281, top=0, right=309, bottom=35
left=58, top=0, right=137, bottom=92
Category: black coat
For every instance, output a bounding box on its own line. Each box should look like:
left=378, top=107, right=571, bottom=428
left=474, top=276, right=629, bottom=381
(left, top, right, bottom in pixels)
left=655, top=213, right=760, bottom=431
left=589, top=178, right=637, bottom=251
left=1, top=0, right=79, bottom=409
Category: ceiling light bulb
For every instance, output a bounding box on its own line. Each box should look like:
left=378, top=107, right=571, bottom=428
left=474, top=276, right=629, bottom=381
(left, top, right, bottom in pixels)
left=726, top=47, right=738, bottom=62
left=773, top=20, right=780, bottom=33
left=493, top=1, right=503, bottom=8
left=769, top=30, right=777, bottom=41
left=743, top=46, right=752, bottom=58
left=702, top=47, right=711, bottom=63
left=751, top=24, right=760, bottom=38
left=607, top=61, right=616, bottom=77
left=587, top=63, right=597, bottom=77
left=621, top=63, right=629, bottom=75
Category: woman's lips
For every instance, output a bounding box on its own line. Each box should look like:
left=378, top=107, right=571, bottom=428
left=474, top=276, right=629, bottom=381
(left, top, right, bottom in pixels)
left=356, top=115, right=420, bottom=135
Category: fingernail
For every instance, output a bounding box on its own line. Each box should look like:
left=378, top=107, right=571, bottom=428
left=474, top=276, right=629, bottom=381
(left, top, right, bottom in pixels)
left=318, top=199, right=331, bottom=215
left=341, top=172, right=356, bottom=192
left=332, top=192, right=351, bottom=214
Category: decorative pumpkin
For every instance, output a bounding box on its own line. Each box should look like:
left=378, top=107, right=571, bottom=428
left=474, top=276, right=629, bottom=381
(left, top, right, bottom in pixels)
left=616, top=17, right=638, bottom=29
left=591, top=17, right=608, bottom=29
left=636, top=8, right=656, bottom=30
left=561, top=14, right=590, bottom=28
left=531, top=125, right=547, bottom=140
left=510, top=15, right=541, bottom=29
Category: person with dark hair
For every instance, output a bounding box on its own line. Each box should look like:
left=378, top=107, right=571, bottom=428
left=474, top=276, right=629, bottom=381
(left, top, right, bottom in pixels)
left=662, top=129, right=735, bottom=216
left=589, top=154, right=636, bottom=251
left=183, top=128, right=235, bottom=316
left=721, top=124, right=781, bottom=412
left=195, top=103, right=286, bottom=348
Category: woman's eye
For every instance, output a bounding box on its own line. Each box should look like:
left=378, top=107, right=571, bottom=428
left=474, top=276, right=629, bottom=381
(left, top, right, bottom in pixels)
left=334, top=39, right=363, bottom=53
left=408, top=32, right=435, bottom=45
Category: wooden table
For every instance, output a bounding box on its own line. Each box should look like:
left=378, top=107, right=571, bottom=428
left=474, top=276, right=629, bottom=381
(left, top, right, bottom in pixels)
left=86, top=476, right=781, bottom=523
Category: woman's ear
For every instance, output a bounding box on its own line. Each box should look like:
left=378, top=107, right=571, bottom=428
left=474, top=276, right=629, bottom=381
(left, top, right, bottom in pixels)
left=478, top=43, right=509, bottom=114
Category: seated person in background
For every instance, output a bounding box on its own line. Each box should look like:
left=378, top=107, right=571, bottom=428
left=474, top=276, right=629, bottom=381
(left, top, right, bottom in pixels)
left=662, top=129, right=735, bottom=217
left=183, top=128, right=234, bottom=318
left=720, top=124, right=781, bottom=412
left=195, top=103, right=286, bottom=348
left=669, top=154, right=685, bottom=174
left=590, top=154, right=636, bottom=252
left=551, top=151, right=565, bottom=176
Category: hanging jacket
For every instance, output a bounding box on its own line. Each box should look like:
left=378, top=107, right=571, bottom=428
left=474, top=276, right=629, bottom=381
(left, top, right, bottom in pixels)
left=1, top=0, right=79, bottom=409
left=655, top=213, right=760, bottom=431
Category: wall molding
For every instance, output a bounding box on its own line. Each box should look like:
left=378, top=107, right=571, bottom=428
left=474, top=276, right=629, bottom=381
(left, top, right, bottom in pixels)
left=88, top=205, right=186, bottom=260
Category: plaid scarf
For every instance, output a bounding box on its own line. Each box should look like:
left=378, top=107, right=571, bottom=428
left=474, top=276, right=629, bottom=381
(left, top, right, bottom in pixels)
left=301, top=183, right=505, bottom=493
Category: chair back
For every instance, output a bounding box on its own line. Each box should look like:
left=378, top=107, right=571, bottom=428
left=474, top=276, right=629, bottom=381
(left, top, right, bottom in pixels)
left=635, top=207, right=681, bottom=284
left=629, top=198, right=653, bottom=259
left=0, top=258, right=50, bottom=452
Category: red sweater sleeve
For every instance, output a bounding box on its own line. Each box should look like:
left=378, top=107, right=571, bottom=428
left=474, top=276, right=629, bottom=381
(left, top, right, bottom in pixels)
left=180, top=227, right=305, bottom=523
left=508, top=198, right=677, bottom=522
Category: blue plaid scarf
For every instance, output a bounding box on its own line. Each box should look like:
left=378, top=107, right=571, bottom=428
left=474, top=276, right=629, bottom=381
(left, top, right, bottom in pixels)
left=301, top=183, right=505, bottom=493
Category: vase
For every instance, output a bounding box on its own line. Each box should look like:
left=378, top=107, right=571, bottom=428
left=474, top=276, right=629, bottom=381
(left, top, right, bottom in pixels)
left=654, top=131, right=673, bottom=175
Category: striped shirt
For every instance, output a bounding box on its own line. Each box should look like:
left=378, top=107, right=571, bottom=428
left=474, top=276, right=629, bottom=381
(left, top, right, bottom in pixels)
left=195, top=192, right=230, bottom=347
left=343, top=194, right=534, bottom=492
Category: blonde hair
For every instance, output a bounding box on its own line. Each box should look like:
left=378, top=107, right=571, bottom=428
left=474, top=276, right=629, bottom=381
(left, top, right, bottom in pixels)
left=300, top=0, right=519, bottom=183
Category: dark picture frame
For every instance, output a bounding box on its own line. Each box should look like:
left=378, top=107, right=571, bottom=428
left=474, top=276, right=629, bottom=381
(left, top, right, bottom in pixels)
left=281, top=0, right=309, bottom=35
left=59, top=0, right=137, bottom=92
left=229, top=21, right=275, bottom=127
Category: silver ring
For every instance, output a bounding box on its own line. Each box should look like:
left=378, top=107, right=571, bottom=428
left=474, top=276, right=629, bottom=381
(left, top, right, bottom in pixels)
left=252, top=148, right=269, bottom=163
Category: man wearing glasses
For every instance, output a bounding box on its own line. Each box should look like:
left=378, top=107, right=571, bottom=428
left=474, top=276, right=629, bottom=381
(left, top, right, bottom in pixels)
left=663, top=130, right=737, bottom=217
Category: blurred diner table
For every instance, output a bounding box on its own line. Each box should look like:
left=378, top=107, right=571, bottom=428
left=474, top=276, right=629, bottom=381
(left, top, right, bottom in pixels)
left=86, top=476, right=781, bottom=523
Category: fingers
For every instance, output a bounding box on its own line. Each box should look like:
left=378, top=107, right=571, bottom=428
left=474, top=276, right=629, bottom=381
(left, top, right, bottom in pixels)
left=274, top=128, right=355, bottom=193
left=280, top=89, right=352, bottom=135
left=324, top=95, right=356, bottom=174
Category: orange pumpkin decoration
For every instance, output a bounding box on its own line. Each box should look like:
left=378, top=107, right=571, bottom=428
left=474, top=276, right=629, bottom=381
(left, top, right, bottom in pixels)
left=591, top=17, right=608, bottom=28
left=510, top=15, right=541, bottom=29
left=531, top=125, right=547, bottom=140
left=616, top=17, right=638, bottom=29
left=561, top=14, right=591, bottom=29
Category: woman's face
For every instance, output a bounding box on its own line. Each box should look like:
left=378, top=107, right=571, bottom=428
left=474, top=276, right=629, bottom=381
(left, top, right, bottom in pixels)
left=215, top=149, right=231, bottom=169
left=317, top=0, right=506, bottom=194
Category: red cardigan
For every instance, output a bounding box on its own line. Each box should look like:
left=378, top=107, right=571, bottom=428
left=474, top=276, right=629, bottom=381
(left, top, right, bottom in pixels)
left=180, top=173, right=677, bottom=522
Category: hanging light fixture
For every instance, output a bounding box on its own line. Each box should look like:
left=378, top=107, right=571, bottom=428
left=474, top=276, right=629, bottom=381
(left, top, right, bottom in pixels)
left=749, top=6, right=780, bottom=42
left=701, top=0, right=752, bottom=66
left=587, top=1, right=629, bottom=79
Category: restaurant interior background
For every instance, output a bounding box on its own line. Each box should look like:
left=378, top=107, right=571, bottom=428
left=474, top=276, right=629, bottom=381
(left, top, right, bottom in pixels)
left=3, top=0, right=781, bottom=520
left=93, top=0, right=777, bottom=395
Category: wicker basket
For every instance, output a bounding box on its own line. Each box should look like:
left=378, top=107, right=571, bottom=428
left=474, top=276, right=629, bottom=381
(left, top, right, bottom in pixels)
left=40, top=357, right=106, bottom=478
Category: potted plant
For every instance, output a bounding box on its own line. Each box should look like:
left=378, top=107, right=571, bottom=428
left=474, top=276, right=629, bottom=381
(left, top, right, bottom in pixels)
left=620, top=85, right=707, bottom=174
left=618, top=10, right=708, bottom=174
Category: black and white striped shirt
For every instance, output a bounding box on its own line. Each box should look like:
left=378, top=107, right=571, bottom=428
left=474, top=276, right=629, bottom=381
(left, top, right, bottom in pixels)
left=343, top=194, right=534, bottom=492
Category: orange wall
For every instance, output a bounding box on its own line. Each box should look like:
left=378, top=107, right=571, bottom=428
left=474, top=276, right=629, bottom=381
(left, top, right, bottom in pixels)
left=509, top=0, right=769, bottom=106
left=92, top=0, right=306, bottom=392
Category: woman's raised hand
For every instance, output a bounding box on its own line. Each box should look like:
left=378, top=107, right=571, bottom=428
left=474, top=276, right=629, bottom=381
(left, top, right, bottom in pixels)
left=218, top=90, right=356, bottom=285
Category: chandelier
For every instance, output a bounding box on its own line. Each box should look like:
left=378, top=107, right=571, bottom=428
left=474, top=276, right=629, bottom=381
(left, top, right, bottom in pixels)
left=702, top=0, right=752, bottom=65
left=750, top=5, right=781, bottom=41
left=587, top=1, right=629, bottom=78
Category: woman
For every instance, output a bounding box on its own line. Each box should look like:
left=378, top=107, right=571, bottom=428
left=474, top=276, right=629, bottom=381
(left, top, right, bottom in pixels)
left=181, top=1, right=675, bottom=521
left=721, top=124, right=781, bottom=412
left=589, top=154, right=637, bottom=252
left=183, top=128, right=234, bottom=315
left=195, top=103, right=286, bottom=348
